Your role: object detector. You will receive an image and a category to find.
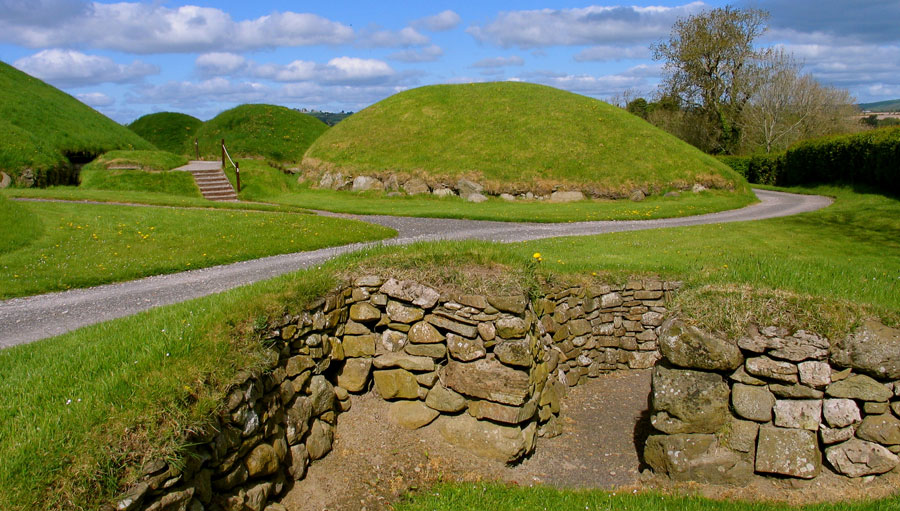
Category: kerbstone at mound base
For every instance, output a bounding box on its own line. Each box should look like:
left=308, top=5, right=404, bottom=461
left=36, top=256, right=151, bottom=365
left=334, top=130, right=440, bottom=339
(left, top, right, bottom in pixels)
left=651, top=365, right=730, bottom=434
left=438, top=414, right=532, bottom=463
left=826, top=438, right=899, bottom=477
left=755, top=426, right=821, bottom=479
left=831, top=320, right=900, bottom=380
left=644, top=434, right=752, bottom=485
left=659, top=319, right=743, bottom=371
left=549, top=190, right=585, bottom=203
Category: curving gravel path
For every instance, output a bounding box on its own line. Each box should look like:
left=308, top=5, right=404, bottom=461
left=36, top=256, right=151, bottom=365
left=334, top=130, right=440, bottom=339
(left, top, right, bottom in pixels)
left=0, top=189, right=830, bottom=348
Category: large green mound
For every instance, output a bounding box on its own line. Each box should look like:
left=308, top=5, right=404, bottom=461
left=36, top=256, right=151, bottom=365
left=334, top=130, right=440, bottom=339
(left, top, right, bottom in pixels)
left=0, top=61, right=153, bottom=185
left=129, top=112, right=203, bottom=155
left=196, top=104, right=328, bottom=163
left=303, top=82, right=746, bottom=196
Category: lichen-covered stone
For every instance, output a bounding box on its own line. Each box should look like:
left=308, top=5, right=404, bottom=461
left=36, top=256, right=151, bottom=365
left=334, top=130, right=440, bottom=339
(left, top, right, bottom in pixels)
left=745, top=356, right=798, bottom=383
left=722, top=418, right=759, bottom=453
left=798, top=361, right=832, bottom=388
left=245, top=444, right=280, bottom=478
left=408, top=321, right=444, bottom=344
left=659, top=319, right=743, bottom=371
left=826, top=374, right=892, bottom=402
left=404, top=342, right=447, bottom=358
left=447, top=333, right=485, bottom=362
left=309, top=375, right=335, bottom=416
left=768, top=331, right=829, bottom=362
left=768, top=383, right=823, bottom=399
left=438, top=414, right=528, bottom=463
left=644, top=434, right=752, bottom=484
left=486, top=295, right=527, bottom=314
left=825, top=438, right=900, bottom=477
left=494, top=338, right=532, bottom=367
left=823, top=398, right=861, bottom=428
left=306, top=420, right=333, bottom=460
left=442, top=356, right=531, bottom=406
left=386, top=301, right=424, bottom=324
left=650, top=365, right=730, bottom=434
left=467, top=398, right=537, bottom=424
left=426, top=313, right=478, bottom=338
left=379, top=330, right=407, bottom=353
left=379, top=279, right=440, bottom=308
left=349, top=302, right=381, bottom=323
left=773, top=399, right=822, bottom=430
left=336, top=358, right=372, bottom=393
left=856, top=414, right=900, bottom=445
left=755, top=426, right=821, bottom=479
left=373, top=353, right=435, bottom=372
left=373, top=369, right=420, bottom=399
left=495, top=317, right=528, bottom=339
left=731, top=383, right=775, bottom=422
left=425, top=384, right=467, bottom=413
left=831, top=320, right=900, bottom=380
left=288, top=444, right=308, bottom=480
left=389, top=400, right=440, bottom=429
left=343, top=335, right=376, bottom=357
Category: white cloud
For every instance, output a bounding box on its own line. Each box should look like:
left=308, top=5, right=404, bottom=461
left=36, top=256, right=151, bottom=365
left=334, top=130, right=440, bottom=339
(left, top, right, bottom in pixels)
left=0, top=3, right=354, bottom=53
left=574, top=45, right=650, bottom=62
left=76, top=91, right=114, bottom=107
left=13, top=49, right=158, bottom=87
left=388, top=45, right=444, bottom=63
left=321, top=57, right=396, bottom=84
left=195, top=52, right=248, bottom=77
left=414, top=10, right=461, bottom=32
left=359, top=26, right=429, bottom=48
left=471, top=56, right=525, bottom=68
left=521, top=68, right=655, bottom=97
left=130, top=77, right=269, bottom=108
left=468, top=3, right=707, bottom=48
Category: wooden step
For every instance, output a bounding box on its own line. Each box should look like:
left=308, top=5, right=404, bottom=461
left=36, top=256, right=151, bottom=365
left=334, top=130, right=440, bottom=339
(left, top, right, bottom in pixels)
left=186, top=167, right=239, bottom=202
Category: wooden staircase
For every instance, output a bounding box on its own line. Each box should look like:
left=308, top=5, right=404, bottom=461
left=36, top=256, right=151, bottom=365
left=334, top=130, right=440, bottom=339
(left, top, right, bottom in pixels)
left=172, top=161, right=238, bottom=202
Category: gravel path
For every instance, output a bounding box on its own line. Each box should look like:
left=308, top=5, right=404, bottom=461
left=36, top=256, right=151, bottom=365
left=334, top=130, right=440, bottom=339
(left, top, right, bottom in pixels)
left=0, top=189, right=830, bottom=348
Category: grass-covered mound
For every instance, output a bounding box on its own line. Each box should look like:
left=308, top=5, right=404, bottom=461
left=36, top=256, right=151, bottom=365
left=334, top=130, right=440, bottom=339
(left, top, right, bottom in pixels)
left=303, top=82, right=747, bottom=197
left=196, top=104, right=328, bottom=163
left=0, top=61, right=153, bottom=184
left=128, top=113, right=203, bottom=155
left=84, top=150, right=188, bottom=172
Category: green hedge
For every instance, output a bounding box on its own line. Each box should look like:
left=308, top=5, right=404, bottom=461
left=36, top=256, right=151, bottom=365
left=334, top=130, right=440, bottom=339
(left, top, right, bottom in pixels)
left=718, top=127, right=900, bottom=194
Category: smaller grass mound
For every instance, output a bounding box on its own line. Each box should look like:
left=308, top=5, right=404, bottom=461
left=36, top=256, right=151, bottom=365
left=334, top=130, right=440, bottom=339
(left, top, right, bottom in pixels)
left=128, top=113, right=203, bottom=155
left=79, top=151, right=195, bottom=197
left=197, top=104, right=328, bottom=164
left=84, top=150, right=188, bottom=172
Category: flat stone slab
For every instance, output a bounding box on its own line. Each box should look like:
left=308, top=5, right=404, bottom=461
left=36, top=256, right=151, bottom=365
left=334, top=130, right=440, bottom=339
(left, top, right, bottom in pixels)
left=172, top=161, right=223, bottom=172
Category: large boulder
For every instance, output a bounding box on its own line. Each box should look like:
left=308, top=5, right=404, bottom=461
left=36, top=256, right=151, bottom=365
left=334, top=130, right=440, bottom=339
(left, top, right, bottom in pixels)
left=650, top=365, right=730, bottom=434
left=372, top=369, right=420, bottom=399
left=351, top=175, right=385, bottom=192
left=831, top=320, right=900, bottom=380
left=825, top=438, right=900, bottom=477
left=379, top=279, right=441, bottom=309
left=731, top=383, right=775, bottom=423
left=755, top=426, right=821, bottom=479
left=442, top=355, right=530, bottom=406
left=438, top=414, right=533, bottom=463
left=389, top=400, right=440, bottom=429
left=644, top=434, right=752, bottom=485
left=826, top=374, right=893, bottom=402
left=659, top=319, right=743, bottom=371
left=856, top=414, right=900, bottom=445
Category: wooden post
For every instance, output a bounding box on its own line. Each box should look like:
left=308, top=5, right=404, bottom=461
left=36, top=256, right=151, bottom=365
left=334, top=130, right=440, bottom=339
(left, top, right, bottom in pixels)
left=235, top=163, right=241, bottom=193
left=221, top=138, right=225, bottom=169
left=195, top=138, right=200, bottom=160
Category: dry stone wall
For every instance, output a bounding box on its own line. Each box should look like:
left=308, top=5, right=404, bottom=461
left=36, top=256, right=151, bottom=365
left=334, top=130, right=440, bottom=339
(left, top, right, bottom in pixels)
left=646, top=319, right=900, bottom=484
left=115, top=276, right=678, bottom=511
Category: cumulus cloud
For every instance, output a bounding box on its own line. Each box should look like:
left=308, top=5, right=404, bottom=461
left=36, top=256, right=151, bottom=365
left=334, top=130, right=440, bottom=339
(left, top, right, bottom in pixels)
left=575, top=45, right=650, bottom=62
left=413, top=10, right=461, bottom=32
left=521, top=66, right=657, bottom=97
left=0, top=3, right=354, bottom=53
left=76, top=91, right=114, bottom=107
left=198, top=55, right=403, bottom=87
left=467, top=2, right=706, bottom=48
left=130, top=77, right=269, bottom=108
left=388, top=45, right=444, bottom=63
left=14, top=49, right=158, bottom=87
left=0, top=0, right=89, bottom=26
left=359, top=26, right=429, bottom=48
left=756, top=0, right=900, bottom=45
left=471, top=56, right=525, bottom=68
left=195, top=52, right=248, bottom=77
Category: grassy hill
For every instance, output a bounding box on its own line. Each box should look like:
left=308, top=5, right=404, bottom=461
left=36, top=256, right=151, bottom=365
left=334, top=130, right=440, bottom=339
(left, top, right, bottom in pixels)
left=196, top=104, right=328, bottom=163
left=0, top=61, right=153, bottom=185
left=860, top=99, right=900, bottom=112
left=302, top=82, right=747, bottom=197
left=128, top=112, right=203, bottom=155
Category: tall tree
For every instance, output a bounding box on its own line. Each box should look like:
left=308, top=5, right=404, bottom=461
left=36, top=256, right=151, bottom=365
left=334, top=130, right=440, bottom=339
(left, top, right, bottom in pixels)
left=652, top=6, right=769, bottom=154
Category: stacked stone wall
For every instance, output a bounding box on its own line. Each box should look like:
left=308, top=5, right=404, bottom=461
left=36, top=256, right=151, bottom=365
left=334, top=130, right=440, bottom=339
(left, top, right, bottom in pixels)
left=646, top=319, right=900, bottom=484
left=116, top=276, right=677, bottom=511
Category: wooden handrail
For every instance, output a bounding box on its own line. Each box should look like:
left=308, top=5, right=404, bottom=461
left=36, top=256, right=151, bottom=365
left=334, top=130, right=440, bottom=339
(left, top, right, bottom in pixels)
left=221, top=138, right=241, bottom=192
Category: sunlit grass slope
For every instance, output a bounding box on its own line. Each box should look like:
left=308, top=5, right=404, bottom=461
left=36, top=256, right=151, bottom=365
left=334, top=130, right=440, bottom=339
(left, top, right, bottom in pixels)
left=196, top=104, right=329, bottom=163
left=0, top=61, right=153, bottom=176
left=303, top=82, right=748, bottom=196
left=128, top=112, right=203, bottom=155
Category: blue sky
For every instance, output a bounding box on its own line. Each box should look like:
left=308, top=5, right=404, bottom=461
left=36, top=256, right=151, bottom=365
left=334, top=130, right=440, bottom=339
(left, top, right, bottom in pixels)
left=1, top=0, right=898, bottom=123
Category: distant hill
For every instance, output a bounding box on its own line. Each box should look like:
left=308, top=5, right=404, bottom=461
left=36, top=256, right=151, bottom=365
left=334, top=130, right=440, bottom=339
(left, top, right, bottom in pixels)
left=196, top=104, right=329, bottom=163
left=301, top=110, right=353, bottom=126
left=303, top=82, right=747, bottom=197
left=129, top=112, right=203, bottom=155
left=0, top=60, right=153, bottom=185
left=859, top=99, right=900, bottom=112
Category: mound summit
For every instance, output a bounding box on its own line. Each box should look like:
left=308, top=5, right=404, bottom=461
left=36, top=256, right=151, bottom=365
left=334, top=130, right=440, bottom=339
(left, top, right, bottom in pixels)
left=129, top=112, right=203, bottom=155
left=303, top=82, right=746, bottom=197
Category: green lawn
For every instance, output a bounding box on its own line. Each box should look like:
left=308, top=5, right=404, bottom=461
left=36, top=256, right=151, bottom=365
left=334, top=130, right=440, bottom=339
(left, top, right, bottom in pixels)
left=0, top=185, right=897, bottom=510
left=0, top=199, right=395, bottom=298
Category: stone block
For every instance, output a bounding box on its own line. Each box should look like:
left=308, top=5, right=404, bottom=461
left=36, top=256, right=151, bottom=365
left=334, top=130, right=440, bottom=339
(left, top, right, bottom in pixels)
left=650, top=365, right=730, bottom=434
left=389, top=400, right=440, bottom=429
left=447, top=333, right=486, bottom=361
left=768, top=331, right=829, bottom=362
left=477, top=322, right=496, bottom=341
left=404, top=342, right=447, bottom=358
left=496, top=317, right=529, bottom=339
left=773, top=399, right=822, bottom=430
left=856, top=414, right=900, bottom=445
left=438, top=414, right=529, bottom=463
left=426, top=313, right=478, bottom=338
left=486, top=295, right=528, bottom=314
left=337, top=358, right=372, bottom=393
left=442, top=355, right=531, bottom=406
left=386, top=301, right=424, bottom=324
left=408, top=321, right=444, bottom=344
left=306, top=420, right=333, bottom=460
left=379, top=330, right=407, bottom=353
left=745, top=356, right=798, bottom=383
left=644, top=434, right=752, bottom=484
left=349, top=302, right=381, bottom=323
left=768, top=383, right=824, bottom=399
left=659, top=318, right=742, bottom=371
left=821, top=425, right=855, bottom=445
left=425, top=384, right=467, bottom=413
left=831, top=320, right=900, bottom=380
left=373, top=353, right=435, bottom=372
left=798, top=361, right=832, bottom=388
left=494, top=338, right=532, bottom=367
left=755, top=426, right=821, bottom=479
left=731, top=383, right=775, bottom=422
left=373, top=369, right=420, bottom=399
left=379, top=279, right=440, bottom=309
left=468, top=398, right=537, bottom=424
left=826, top=438, right=900, bottom=477
left=826, top=374, right=892, bottom=402
left=823, top=398, right=861, bottom=428
left=245, top=444, right=279, bottom=478
left=343, top=335, right=375, bottom=358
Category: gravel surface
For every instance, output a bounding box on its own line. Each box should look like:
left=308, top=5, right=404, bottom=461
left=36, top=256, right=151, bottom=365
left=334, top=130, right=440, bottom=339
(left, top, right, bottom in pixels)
left=0, top=189, right=830, bottom=348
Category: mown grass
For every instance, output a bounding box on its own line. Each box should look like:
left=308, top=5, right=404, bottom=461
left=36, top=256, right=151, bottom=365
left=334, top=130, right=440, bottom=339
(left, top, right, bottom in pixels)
left=304, top=82, right=748, bottom=197
left=395, top=483, right=899, bottom=511
left=0, top=61, right=153, bottom=178
left=78, top=168, right=201, bottom=198
left=1, top=186, right=897, bottom=510
left=128, top=112, right=203, bottom=155
left=197, top=104, right=328, bottom=163
left=0, top=201, right=395, bottom=298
